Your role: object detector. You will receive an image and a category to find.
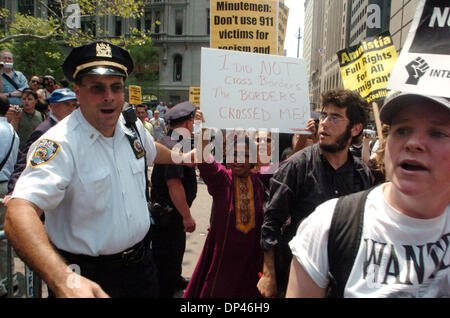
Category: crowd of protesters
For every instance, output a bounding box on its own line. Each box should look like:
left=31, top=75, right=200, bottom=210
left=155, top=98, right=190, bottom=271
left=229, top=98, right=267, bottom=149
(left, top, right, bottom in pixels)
left=0, top=41, right=448, bottom=300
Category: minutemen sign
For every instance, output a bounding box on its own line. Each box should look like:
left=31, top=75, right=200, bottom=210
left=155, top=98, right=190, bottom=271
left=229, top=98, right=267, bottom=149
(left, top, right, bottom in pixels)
left=337, top=31, right=398, bottom=103
left=210, top=0, right=279, bottom=55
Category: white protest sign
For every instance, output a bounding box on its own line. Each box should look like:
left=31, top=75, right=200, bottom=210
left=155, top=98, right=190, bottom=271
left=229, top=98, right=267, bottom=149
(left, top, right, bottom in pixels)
left=200, top=48, right=310, bottom=133
left=387, top=0, right=450, bottom=97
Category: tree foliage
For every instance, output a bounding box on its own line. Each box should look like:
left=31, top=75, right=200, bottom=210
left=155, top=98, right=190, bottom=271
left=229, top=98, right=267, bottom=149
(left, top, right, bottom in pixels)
left=0, top=0, right=157, bottom=84
left=0, top=1, right=152, bottom=47
left=127, top=42, right=159, bottom=89
left=11, top=38, right=66, bottom=82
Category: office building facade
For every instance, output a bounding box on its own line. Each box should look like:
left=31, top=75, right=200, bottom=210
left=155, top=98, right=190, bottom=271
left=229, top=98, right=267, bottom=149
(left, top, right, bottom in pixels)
left=302, top=0, right=418, bottom=106
left=1, top=0, right=211, bottom=105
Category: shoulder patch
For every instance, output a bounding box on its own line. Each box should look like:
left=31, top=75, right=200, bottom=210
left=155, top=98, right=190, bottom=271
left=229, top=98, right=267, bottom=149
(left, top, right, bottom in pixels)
left=30, top=139, right=60, bottom=168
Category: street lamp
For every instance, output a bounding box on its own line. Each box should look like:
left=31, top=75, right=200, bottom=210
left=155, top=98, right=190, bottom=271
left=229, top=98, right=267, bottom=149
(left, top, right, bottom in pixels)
left=296, top=27, right=302, bottom=58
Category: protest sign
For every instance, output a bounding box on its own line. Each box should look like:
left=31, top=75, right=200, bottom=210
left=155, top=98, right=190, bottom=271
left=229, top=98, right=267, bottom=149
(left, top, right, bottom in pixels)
left=200, top=48, right=310, bottom=133
left=337, top=31, right=398, bottom=103
left=189, top=86, right=201, bottom=106
left=128, top=85, right=141, bottom=105
left=210, top=0, right=279, bottom=55
left=387, top=0, right=450, bottom=98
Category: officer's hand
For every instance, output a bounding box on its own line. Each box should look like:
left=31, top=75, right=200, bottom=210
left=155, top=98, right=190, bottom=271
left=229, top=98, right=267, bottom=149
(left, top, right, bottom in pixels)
left=181, top=149, right=197, bottom=166
left=194, top=109, right=205, bottom=123
left=257, top=273, right=277, bottom=298
left=183, top=215, right=196, bottom=233
left=194, top=128, right=214, bottom=164
left=54, top=273, right=110, bottom=298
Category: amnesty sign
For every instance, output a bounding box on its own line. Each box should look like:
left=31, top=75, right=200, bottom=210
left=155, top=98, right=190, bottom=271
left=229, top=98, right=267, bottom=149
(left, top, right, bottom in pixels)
left=210, top=0, right=279, bottom=55
left=337, top=31, right=398, bottom=103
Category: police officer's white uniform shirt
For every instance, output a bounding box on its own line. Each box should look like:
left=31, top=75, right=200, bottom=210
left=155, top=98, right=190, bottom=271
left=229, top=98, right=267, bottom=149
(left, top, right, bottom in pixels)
left=12, top=108, right=156, bottom=256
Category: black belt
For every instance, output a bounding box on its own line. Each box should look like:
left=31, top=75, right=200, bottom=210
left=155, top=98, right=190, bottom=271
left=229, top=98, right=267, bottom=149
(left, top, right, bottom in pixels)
left=56, top=233, right=151, bottom=268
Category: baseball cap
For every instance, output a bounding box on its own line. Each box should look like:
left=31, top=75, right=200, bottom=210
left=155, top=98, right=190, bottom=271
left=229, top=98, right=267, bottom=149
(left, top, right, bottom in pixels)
left=380, top=91, right=450, bottom=125
left=49, top=88, right=77, bottom=104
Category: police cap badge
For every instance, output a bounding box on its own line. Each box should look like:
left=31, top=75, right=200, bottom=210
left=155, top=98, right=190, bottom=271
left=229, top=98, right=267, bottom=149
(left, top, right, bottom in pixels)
left=62, top=41, right=134, bottom=82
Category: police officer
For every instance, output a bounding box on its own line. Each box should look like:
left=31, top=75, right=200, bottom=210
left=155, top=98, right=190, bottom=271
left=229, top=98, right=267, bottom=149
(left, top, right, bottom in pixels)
left=3, top=41, right=195, bottom=298
left=150, top=101, right=198, bottom=297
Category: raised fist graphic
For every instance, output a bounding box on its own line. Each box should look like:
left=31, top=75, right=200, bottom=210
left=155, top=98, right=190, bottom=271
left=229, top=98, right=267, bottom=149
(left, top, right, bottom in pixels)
left=405, top=57, right=430, bottom=85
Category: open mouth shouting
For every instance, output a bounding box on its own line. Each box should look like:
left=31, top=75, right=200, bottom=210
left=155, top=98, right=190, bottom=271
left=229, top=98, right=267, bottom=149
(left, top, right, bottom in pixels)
left=99, top=106, right=119, bottom=118
left=398, top=159, right=428, bottom=173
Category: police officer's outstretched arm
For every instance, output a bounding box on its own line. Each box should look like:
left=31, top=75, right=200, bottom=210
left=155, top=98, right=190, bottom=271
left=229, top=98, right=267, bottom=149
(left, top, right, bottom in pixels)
left=154, top=141, right=196, bottom=165
left=4, top=199, right=109, bottom=298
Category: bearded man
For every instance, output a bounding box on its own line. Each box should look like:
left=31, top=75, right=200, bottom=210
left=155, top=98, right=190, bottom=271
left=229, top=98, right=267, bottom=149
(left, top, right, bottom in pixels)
left=257, top=89, right=373, bottom=298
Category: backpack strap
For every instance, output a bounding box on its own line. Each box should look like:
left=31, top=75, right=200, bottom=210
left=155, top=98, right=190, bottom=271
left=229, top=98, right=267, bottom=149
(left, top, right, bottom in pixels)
left=327, top=189, right=371, bottom=298
left=2, top=73, right=20, bottom=90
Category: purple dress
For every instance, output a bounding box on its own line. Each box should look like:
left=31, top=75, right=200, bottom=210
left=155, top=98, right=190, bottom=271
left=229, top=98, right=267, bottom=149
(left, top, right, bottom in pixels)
left=183, top=161, right=271, bottom=298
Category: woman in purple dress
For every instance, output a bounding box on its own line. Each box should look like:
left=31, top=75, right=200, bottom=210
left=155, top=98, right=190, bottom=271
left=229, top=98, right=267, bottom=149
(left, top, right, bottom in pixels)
left=183, top=135, right=271, bottom=298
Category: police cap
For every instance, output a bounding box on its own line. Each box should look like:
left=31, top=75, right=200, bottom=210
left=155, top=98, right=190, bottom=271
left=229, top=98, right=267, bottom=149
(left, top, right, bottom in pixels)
left=165, top=101, right=196, bottom=124
left=62, top=41, right=134, bottom=82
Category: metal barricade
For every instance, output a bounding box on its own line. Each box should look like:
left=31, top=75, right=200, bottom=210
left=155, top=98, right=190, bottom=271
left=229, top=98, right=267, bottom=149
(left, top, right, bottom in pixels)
left=0, top=198, right=42, bottom=298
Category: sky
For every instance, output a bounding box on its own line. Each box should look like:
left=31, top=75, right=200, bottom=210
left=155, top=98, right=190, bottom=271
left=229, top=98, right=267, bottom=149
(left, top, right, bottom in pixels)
left=283, top=0, right=305, bottom=58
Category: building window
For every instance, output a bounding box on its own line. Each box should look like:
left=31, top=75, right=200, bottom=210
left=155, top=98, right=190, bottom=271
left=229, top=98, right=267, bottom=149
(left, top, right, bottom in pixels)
left=47, top=0, right=62, bottom=18
left=173, top=55, right=182, bottom=82
left=115, top=18, right=122, bottom=36
left=175, top=9, right=183, bottom=35
left=155, top=10, right=161, bottom=33
left=18, top=0, right=34, bottom=15
left=81, top=17, right=96, bottom=37
left=144, top=10, right=152, bottom=32
left=136, top=18, right=142, bottom=31
left=207, top=9, right=210, bottom=35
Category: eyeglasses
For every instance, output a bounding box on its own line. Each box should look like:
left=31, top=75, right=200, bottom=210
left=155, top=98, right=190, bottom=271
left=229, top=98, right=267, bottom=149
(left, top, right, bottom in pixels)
left=80, top=83, right=124, bottom=95
left=31, top=80, right=40, bottom=84
left=319, top=112, right=348, bottom=124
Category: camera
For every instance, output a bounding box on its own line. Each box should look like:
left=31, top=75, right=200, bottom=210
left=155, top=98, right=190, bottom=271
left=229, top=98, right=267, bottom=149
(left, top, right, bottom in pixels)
left=0, top=62, right=12, bottom=68
left=363, top=129, right=376, bottom=139
left=10, top=105, right=20, bottom=113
